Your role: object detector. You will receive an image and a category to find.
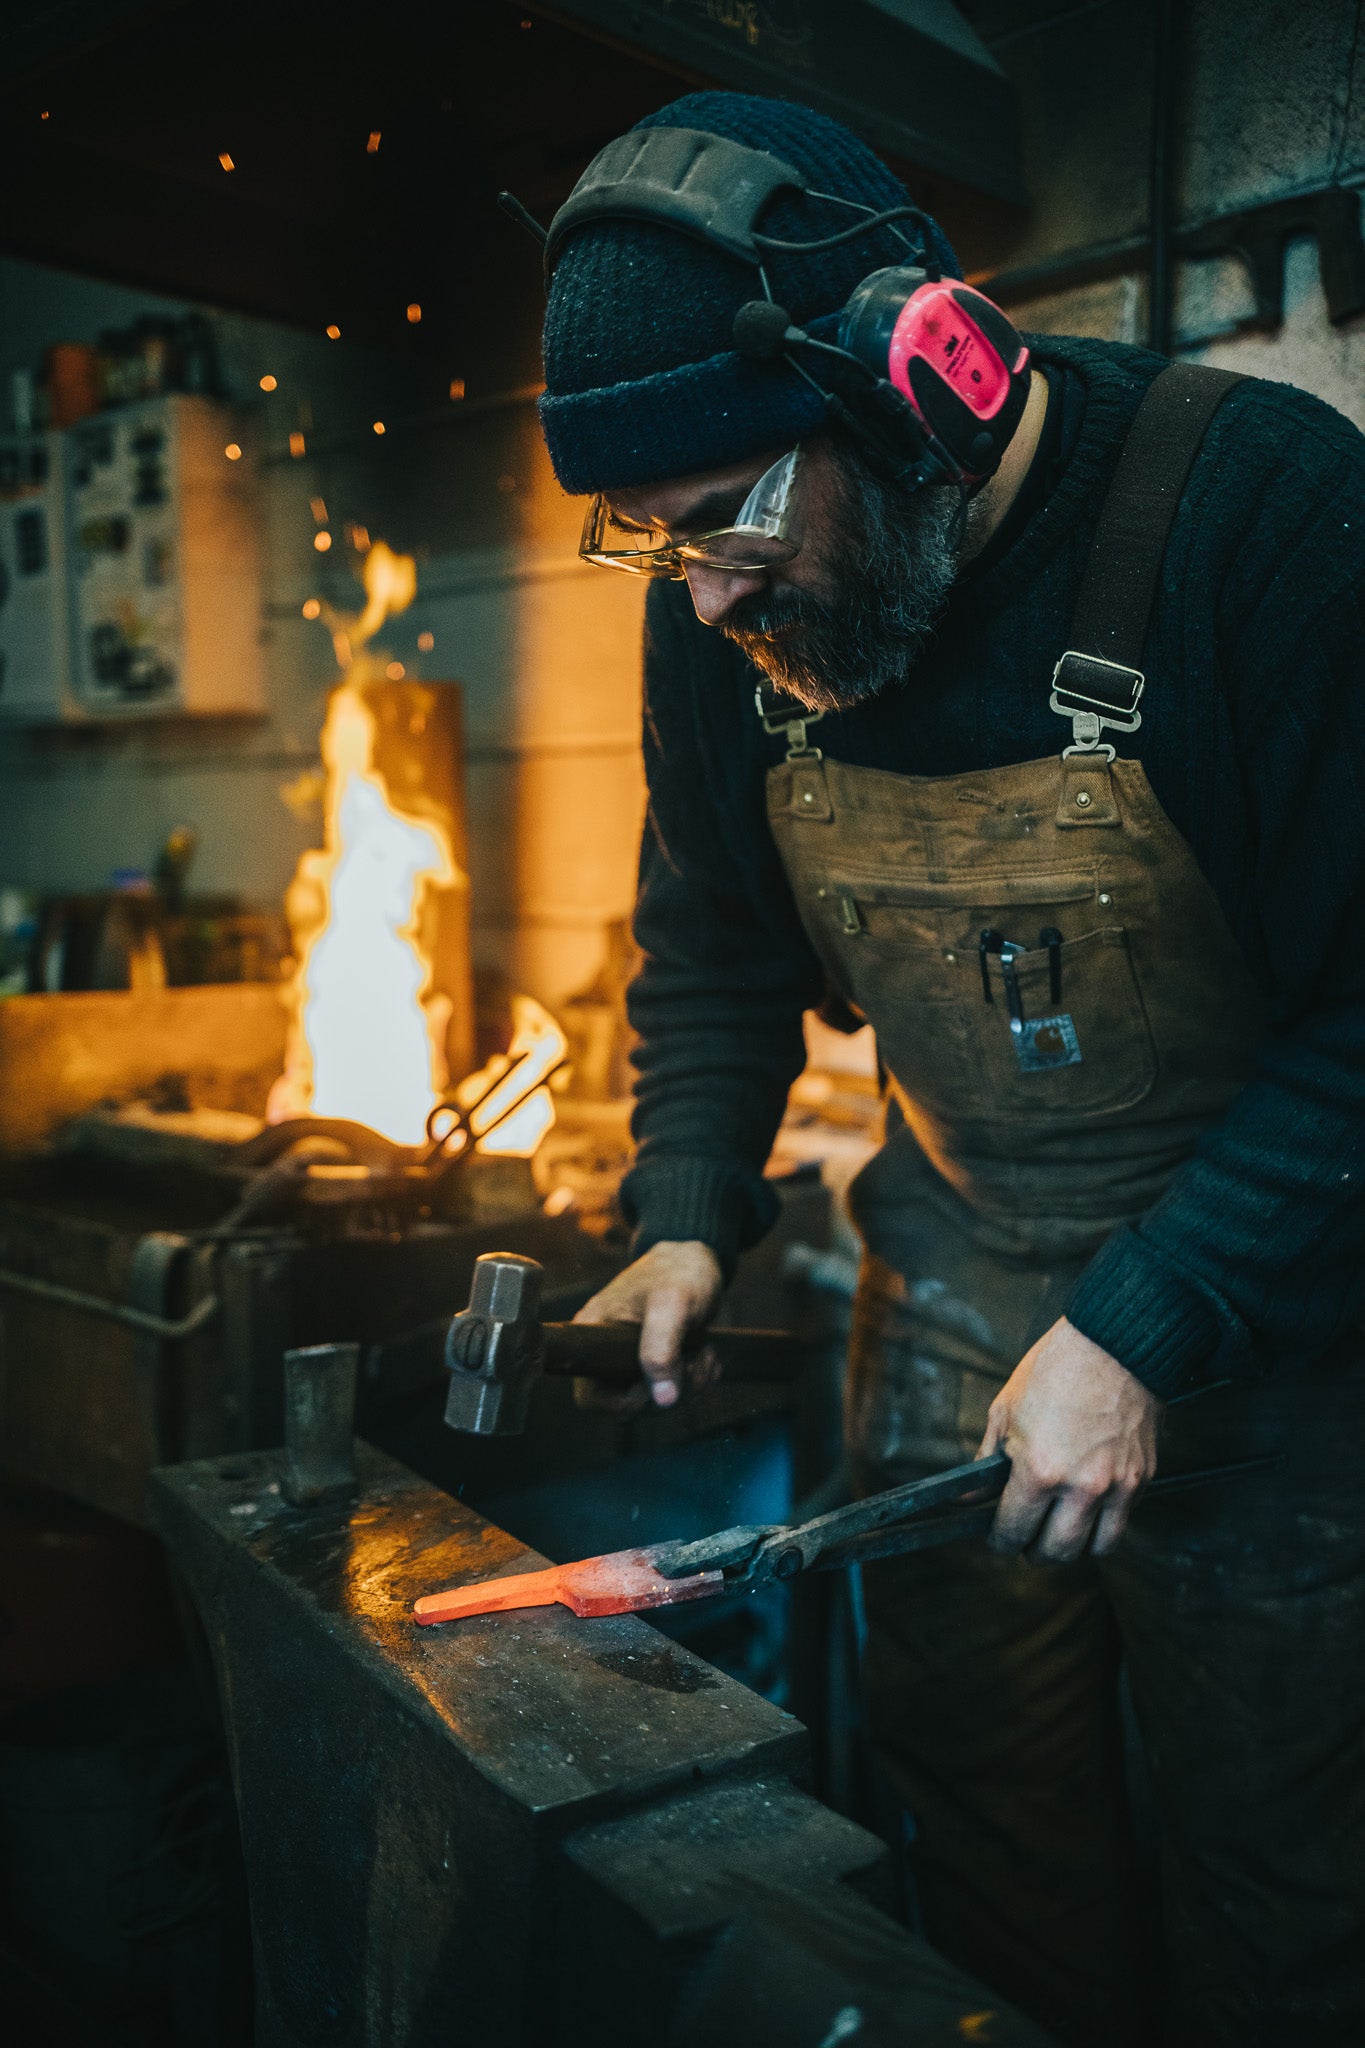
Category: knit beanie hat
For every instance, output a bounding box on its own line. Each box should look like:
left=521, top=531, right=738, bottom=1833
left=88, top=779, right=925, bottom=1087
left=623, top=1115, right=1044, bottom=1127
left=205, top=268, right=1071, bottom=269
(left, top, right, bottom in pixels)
left=539, top=91, right=961, bottom=495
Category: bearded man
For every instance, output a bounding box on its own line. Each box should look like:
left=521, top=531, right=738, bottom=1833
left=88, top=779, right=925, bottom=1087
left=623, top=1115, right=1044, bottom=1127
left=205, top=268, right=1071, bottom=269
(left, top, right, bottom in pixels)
left=528, top=90, right=1365, bottom=2048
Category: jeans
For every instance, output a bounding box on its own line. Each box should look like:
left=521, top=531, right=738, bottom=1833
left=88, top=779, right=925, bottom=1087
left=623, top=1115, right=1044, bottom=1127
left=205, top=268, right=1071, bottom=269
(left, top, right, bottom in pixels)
left=857, top=1352, right=1365, bottom=2047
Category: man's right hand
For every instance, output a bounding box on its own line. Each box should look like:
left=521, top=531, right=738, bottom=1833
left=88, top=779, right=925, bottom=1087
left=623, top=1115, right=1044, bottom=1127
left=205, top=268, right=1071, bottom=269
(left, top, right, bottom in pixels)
left=572, top=1240, right=724, bottom=1409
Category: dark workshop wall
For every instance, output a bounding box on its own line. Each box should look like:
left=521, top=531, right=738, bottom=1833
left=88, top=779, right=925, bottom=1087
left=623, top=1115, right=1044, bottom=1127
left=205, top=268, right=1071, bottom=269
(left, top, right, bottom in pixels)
left=964, top=0, right=1365, bottom=413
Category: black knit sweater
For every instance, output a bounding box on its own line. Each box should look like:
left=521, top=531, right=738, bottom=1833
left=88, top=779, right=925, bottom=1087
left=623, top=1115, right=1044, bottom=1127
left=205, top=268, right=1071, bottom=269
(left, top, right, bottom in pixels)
left=620, top=334, right=1365, bottom=1399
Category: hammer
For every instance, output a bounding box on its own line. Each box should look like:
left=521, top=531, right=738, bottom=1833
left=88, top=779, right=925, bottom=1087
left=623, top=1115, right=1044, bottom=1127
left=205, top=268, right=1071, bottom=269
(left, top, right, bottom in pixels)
left=443, top=1251, right=800, bottom=1435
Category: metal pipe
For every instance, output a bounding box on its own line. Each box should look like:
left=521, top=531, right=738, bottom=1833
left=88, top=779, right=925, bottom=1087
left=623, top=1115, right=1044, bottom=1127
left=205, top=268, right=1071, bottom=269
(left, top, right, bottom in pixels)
left=0, top=1266, right=218, bottom=1340
left=1148, top=0, right=1179, bottom=353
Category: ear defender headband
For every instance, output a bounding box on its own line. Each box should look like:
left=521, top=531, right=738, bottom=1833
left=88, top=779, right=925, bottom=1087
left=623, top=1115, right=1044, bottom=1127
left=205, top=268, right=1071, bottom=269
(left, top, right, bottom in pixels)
left=504, top=126, right=1031, bottom=495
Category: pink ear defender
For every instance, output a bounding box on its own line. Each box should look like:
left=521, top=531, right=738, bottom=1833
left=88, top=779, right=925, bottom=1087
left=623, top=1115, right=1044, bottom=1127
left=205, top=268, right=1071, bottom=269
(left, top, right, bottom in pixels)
left=838, top=267, right=1032, bottom=486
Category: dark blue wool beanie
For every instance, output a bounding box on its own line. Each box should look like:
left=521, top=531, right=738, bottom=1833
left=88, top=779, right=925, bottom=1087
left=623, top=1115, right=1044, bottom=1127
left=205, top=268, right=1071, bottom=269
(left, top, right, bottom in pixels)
left=539, top=92, right=962, bottom=495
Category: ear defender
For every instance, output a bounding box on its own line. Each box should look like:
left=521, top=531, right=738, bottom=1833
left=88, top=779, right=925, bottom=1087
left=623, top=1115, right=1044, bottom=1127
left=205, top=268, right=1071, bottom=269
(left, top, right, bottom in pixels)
left=839, top=267, right=1031, bottom=486
left=732, top=270, right=1030, bottom=492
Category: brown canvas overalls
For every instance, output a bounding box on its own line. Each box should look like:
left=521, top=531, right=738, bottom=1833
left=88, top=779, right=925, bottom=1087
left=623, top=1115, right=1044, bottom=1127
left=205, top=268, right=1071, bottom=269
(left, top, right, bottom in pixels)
left=764, top=367, right=1365, bottom=2047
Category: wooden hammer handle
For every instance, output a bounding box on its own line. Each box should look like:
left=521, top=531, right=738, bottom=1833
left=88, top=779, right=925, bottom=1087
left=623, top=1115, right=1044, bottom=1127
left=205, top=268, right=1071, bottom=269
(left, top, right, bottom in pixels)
left=539, top=1321, right=802, bottom=1386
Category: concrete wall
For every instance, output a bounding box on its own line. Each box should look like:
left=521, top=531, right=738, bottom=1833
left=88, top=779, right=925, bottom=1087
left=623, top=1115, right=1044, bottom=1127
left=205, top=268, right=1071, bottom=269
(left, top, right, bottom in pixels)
left=965, top=0, right=1365, bottom=421
left=0, top=259, right=644, bottom=1010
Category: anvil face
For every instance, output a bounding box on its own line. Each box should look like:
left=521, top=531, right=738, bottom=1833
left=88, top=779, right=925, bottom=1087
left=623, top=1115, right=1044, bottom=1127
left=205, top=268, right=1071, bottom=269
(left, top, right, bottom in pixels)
left=412, top=1545, right=724, bottom=1624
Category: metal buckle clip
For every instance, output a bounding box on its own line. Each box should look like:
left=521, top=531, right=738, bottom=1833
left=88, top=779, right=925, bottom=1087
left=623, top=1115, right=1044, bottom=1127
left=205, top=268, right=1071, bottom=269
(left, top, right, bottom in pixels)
left=755, top=683, right=825, bottom=761
left=1049, top=651, right=1144, bottom=761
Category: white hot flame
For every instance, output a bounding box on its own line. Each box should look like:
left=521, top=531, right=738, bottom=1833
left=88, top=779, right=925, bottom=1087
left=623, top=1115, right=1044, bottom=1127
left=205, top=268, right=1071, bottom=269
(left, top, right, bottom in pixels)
left=269, top=543, right=461, bottom=1145
left=302, top=694, right=455, bottom=1141
left=271, top=542, right=568, bottom=1157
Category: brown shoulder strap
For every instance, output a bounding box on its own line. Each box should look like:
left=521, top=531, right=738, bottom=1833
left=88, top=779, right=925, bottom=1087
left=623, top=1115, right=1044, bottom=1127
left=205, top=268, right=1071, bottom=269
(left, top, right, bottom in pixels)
left=1050, top=362, right=1242, bottom=753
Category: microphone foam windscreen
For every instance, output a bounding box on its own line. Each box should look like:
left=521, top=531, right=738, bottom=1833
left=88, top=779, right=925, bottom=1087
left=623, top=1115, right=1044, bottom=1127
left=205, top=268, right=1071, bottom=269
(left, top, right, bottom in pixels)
left=731, top=300, right=796, bottom=361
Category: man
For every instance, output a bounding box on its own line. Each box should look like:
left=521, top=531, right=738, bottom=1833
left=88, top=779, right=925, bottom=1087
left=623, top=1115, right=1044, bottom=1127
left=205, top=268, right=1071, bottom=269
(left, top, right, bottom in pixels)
left=531, top=90, right=1365, bottom=2048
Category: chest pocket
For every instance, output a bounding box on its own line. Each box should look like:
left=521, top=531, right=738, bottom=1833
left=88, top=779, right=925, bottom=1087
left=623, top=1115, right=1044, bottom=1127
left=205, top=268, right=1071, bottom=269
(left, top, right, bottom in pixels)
left=806, top=868, right=1159, bottom=1124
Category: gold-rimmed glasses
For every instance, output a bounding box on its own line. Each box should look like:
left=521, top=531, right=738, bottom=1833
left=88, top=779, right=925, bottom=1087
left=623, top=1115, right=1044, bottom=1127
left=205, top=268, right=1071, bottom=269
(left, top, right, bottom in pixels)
left=579, top=448, right=802, bottom=578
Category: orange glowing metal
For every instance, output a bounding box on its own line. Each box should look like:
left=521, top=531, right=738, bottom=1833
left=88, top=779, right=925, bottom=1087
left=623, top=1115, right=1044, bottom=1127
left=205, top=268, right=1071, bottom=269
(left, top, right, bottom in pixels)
left=413, top=1547, right=722, bottom=1626
left=452, top=994, right=567, bottom=1157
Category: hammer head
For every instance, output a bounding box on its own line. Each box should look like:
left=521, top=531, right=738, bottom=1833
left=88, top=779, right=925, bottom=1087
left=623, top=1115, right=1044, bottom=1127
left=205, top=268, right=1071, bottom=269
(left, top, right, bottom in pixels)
left=443, top=1252, right=545, bottom=1435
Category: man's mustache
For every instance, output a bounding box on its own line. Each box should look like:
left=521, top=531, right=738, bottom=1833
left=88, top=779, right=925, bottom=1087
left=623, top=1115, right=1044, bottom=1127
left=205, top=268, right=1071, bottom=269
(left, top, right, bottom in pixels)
left=722, top=584, right=830, bottom=643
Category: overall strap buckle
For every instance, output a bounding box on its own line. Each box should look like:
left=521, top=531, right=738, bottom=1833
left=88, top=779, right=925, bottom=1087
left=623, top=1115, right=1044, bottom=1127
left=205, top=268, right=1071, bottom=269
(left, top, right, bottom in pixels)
left=755, top=683, right=825, bottom=762
left=1049, top=651, right=1144, bottom=762
left=1047, top=363, right=1242, bottom=764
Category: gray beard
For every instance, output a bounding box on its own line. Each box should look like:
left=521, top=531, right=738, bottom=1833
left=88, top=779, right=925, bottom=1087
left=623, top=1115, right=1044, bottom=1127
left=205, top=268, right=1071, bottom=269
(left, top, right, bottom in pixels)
left=721, top=448, right=960, bottom=713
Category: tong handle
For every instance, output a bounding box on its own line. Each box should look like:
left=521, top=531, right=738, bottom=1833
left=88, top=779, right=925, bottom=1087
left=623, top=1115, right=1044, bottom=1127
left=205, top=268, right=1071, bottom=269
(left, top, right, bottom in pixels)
left=801, top=1449, right=1281, bottom=1577
left=748, top=1452, right=1011, bottom=1582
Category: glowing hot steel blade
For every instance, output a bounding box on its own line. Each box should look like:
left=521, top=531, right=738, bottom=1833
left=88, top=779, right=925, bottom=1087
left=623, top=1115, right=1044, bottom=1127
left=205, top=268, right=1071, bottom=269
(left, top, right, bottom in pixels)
left=413, top=1546, right=723, bottom=1624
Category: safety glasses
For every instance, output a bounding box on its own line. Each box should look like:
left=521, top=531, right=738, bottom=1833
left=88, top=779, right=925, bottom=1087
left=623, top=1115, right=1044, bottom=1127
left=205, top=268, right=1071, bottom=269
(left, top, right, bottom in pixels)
left=579, top=448, right=802, bottom=578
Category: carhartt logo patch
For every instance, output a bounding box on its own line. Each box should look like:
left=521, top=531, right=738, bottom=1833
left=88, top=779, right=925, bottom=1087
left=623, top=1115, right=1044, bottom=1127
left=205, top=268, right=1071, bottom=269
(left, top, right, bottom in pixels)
left=1014, top=1015, right=1082, bottom=1073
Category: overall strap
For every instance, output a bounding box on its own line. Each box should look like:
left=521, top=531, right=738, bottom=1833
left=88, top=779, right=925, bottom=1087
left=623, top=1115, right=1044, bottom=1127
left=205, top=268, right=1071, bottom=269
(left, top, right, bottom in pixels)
left=1051, top=361, right=1243, bottom=759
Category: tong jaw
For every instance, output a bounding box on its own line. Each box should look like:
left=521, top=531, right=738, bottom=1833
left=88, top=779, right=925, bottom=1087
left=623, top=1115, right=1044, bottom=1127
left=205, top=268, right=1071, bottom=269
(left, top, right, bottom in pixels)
left=652, top=1525, right=786, bottom=1582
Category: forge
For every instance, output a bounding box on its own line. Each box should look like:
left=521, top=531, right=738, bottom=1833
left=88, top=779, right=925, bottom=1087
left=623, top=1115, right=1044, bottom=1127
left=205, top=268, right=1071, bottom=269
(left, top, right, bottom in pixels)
left=0, top=537, right=589, bottom=1526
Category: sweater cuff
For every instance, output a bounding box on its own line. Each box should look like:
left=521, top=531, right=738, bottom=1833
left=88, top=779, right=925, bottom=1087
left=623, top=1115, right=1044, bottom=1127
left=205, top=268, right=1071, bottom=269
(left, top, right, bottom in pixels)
left=1064, top=1227, right=1227, bottom=1400
left=620, top=1154, right=779, bottom=1273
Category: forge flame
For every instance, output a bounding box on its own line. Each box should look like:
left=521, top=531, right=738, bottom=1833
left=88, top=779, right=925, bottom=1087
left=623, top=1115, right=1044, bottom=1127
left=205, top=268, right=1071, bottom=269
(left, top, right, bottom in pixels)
left=270, top=541, right=569, bottom=1156
left=269, top=544, right=460, bottom=1146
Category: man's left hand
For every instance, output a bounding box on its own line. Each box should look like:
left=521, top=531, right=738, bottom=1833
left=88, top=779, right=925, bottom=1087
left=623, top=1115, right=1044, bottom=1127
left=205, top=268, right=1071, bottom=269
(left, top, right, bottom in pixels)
left=978, top=1318, right=1161, bottom=1562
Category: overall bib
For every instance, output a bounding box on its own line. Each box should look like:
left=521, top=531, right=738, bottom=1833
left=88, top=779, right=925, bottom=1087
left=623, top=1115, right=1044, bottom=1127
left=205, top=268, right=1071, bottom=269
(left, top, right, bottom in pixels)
left=767, top=364, right=1258, bottom=1478
left=763, top=366, right=1365, bottom=2048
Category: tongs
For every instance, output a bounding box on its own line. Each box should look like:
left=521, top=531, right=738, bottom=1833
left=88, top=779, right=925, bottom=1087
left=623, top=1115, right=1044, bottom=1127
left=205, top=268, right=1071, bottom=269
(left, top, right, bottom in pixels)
left=412, top=1447, right=1272, bottom=1626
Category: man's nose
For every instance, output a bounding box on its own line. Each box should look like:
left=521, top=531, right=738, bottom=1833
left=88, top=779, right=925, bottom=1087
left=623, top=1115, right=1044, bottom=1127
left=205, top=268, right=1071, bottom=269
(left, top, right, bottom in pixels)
left=681, top=561, right=766, bottom=627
